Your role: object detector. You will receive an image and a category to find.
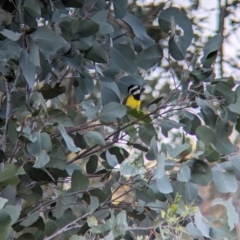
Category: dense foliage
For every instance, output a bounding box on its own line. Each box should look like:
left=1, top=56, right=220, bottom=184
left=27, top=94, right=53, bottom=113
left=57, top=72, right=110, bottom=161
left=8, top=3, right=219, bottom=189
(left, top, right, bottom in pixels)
left=0, top=0, right=239, bottom=239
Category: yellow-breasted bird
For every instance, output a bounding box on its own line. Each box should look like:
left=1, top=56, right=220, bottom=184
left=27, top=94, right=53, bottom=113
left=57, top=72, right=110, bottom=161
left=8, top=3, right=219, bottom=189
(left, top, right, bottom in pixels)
left=113, top=85, right=145, bottom=142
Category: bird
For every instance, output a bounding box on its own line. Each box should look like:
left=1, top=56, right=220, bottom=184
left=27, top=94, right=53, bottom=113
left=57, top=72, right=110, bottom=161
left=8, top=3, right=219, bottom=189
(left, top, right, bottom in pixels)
left=113, top=85, right=145, bottom=142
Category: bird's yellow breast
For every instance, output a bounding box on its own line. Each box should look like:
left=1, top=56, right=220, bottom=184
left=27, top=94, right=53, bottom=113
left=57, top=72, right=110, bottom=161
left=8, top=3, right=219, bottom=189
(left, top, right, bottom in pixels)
left=125, top=95, right=141, bottom=110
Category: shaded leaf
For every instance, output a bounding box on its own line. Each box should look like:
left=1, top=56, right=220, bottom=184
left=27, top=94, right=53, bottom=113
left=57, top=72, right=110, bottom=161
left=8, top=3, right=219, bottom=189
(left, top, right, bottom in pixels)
left=145, top=136, right=158, bottom=160
left=38, top=83, right=66, bottom=99
left=99, top=102, right=126, bottom=122
left=84, top=131, right=106, bottom=147
left=19, top=50, right=36, bottom=88
left=57, top=125, right=80, bottom=152
left=109, top=44, right=137, bottom=74
left=156, top=174, right=173, bottom=194
left=136, top=44, right=163, bottom=69
left=122, top=13, right=154, bottom=47
left=113, top=0, right=127, bottom=19
left=195, top=209, right=210, bottom=238
left=85, top=41, right=109, bottom=63
left=71, top=170, right=89, bottom=192
left=139, top=123, right=157, bottom=145
left=101, top=87, right=120, bottom=106
left=32, top=26, right=70, bottom=58
left=154, top=153, right=166, bottom=179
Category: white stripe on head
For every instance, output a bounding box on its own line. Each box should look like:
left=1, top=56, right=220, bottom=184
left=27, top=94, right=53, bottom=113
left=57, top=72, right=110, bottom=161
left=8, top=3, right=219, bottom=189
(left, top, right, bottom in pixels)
left=129, top=85, right=139, bottom=94
left=132, top=89, right=141, bottom=95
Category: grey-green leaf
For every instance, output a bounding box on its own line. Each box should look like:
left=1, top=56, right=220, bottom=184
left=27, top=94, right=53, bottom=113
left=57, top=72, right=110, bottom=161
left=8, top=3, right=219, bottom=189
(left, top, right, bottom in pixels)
left=109, top=44, right=137, bottom=74
left=84, top=131, right=106, bottom=147
left=136, top=44, right=163, bottom=69
left=99, top=102, right=127, bottom=123
left=57, top=125, right=80, bottom=152
left=71, top=170, right=89, bottom=192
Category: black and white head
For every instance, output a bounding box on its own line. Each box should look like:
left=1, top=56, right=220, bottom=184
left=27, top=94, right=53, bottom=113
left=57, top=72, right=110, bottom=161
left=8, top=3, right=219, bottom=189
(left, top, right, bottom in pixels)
left=128, top=85, right=145, bottom=100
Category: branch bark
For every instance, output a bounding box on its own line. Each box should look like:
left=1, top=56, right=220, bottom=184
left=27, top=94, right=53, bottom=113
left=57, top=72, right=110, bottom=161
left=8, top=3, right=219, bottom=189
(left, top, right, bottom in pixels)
left=217, top=0, right=228, bottom=77
left=0, top=79, right=12, bottom=171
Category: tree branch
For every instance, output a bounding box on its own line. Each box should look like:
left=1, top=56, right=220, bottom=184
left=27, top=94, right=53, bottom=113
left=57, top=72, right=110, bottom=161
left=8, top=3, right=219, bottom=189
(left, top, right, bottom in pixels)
left=217, top=0, right=228, bottom=76
left=43, top=213, right=89, bottom=240
left=0, top=79, right=12, bottom=171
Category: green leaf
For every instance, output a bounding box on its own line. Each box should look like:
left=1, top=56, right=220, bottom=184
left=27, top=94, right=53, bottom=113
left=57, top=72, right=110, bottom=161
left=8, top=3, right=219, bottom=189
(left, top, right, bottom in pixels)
left=23, top=0, right=41, bottom=18
left=8, top=119, right=17, bottom=144
left=32, top=26, right=70, bottom=58
left=86, top=155, right=98, bottom=174
left=3, top=205, right=19, bottom=225
left=18, top=184, right=43, bottom=202
left=229, top=155, right=240, bottom=171
left=85, top=41, right=109, bottom=63
left=0, top=197, right=7, bottom=209
left=89, top=196, right=99, bottom=214
left=46, top=140, right=67, bottom=170
left=212, top=163, right=237, bottom=193
left=159, top=120, right=184, bottom=137
left=20, top=212, right=39, bottom=227
left=190, top=68, right=213, bottom=82
left=210, top=221, right=237, bottom=240
left=177, top=164, right=190, bottom=182
left=158, top=7, right=193, bottom=60
left=154, top=153, right=166, bottom=179
left=109, top=44, right=137, bottom=74
left=156, top=174, right=173, bottom=194
left=212, top=198, right=239, bottom=231
left=0, top=29, right=21, bottom=41
left=201, top=34, right=223, bottom=67
left=196, top=126, right=216, bottom=145
left=113, top=211, right=128, bottom=237
left=84, top=131, right=106, bottom=147
left=0, top=211, right=11, bottom=240
left=26, top=132, right=52, bottom=168
left=101, top=87, right=120, bottom=106
left=167, top=143, right=191, bottom=158
left=48, top=109, right=72, bottom=127
left=99, top=102, right=126, bottom=122
left=106, top=151, right=118, bottom=168
left=229, top=85, right=240, bottom=114
left=194, top=209, right=210, bottom=238
left=136, top=44, right=163, bottom=69
left=0, top=165, right=24, bottom=189
left=190, top=160, right=212, bottom=186
left=113, top=0, right=127, bottom=19
left=145, top=136, right=158, bottom=160
left=185, top=182, right=198, bottom=204
left=122, top=13, right=154, bottom=47
left=28, top=36, right=40, bottom=66
left=214, top=137, right=237, bottom=155
left=19, top=50, right=36, bottom=88
left=82, top=101, right=100, bottom=120
left=91, top=10, right=114, bottom=34
left=187, top=223, right=203, bottom=237
left=100, top=147, right=129, bottom=164
left=139, top=123, right=157, bottom=145
left=37, top=83, right=66, bottom=99
left=77, top=20, right=100, bottom=37
left=213, top=82, right=236, bottom=104
left=71, top=170, right=89, bottom=192
left=57, top=125, right=80, bottom=152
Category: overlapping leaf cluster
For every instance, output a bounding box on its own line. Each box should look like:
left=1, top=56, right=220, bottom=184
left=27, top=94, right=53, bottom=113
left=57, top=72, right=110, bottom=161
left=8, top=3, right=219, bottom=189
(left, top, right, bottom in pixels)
left=0, top=0, right=239, bottom=239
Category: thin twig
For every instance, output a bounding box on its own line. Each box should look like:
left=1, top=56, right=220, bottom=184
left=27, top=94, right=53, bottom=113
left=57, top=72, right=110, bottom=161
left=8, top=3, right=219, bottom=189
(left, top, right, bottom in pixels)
left=43, top=213, right=89, bottom=240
